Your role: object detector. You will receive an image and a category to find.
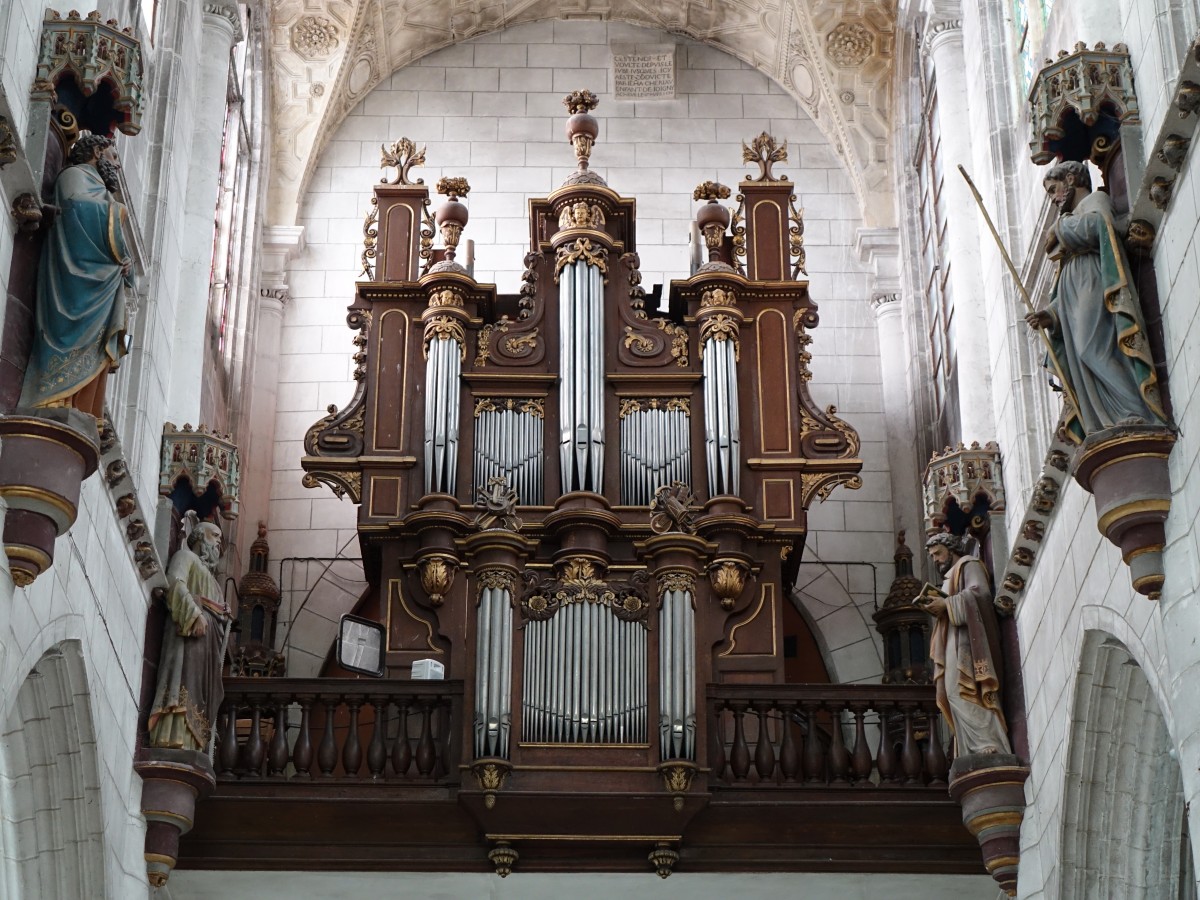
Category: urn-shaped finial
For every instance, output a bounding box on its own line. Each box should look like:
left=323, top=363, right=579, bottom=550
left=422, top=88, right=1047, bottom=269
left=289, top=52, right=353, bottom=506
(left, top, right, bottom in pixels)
left=434, top=176, right=471, bottom=262
left=561, top=90, right=606, bottom=187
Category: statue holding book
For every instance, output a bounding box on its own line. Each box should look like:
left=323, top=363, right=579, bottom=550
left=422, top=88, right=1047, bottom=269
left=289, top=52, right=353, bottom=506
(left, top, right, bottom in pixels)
left=919, top=533, right=1010, bottom=757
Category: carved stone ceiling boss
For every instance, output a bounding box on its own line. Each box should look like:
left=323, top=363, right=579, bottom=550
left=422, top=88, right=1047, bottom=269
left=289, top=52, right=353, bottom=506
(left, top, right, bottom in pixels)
left=264, top=0, right=896, bottom=227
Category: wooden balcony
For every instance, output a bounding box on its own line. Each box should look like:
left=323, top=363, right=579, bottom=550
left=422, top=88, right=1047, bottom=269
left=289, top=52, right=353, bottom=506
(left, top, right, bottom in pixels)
left=176, top=678, right=983, bottom=875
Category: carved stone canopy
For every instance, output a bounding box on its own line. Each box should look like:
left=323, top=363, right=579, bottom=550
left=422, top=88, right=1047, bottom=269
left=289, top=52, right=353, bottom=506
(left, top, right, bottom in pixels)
left=160, top=423, right=241, bottom=520
left=32, top=10, right=145, bottom=137
left=1028, top=42, right=1138, bottom=166
left=923, top=441, right=1004, bottom=536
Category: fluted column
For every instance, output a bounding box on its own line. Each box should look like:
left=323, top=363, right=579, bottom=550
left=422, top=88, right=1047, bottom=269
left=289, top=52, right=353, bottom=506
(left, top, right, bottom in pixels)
left=166, top=2, right=244, bottom=424
left=922, top=20, right=995, bottom=446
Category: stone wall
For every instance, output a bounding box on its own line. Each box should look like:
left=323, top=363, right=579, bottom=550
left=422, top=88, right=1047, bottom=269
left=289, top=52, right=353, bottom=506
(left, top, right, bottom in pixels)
left=272, top=19, right=896, bottom=677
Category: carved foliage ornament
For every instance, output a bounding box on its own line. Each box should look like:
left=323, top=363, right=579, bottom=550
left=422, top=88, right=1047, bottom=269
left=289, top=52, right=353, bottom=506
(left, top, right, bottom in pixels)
left=475, top=397, right=545, bottom=418
left=422, top=315, right=466, bottom=360
left=418, top=555, right=457, bottom=606
left=698, top=313, right=741, bottom=361
left=380, top=137, right=425, bottom=185
left=826, top=22, right=874, bottom=67
left=708, top=559, right=750, bottom=610
left=520, top=562, right=651, bottom=625
left=619, top=397, right=690, bottom=418
left=33, top=10, right=145, bottom=136
left=554, top=237, right=608, bottom=283
left=742, top=132, right=789, bottom=182
left=291, top=15, right=339, bottom=59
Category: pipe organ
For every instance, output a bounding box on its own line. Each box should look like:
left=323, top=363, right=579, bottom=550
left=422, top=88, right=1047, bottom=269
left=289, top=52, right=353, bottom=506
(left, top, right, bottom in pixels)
left=302, top=91, right=862, bottom=822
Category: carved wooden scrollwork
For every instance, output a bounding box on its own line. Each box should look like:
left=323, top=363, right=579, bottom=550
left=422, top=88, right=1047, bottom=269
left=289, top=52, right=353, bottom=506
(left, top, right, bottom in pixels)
left=519, top=561, right=652, bottom=626
left=480, top=252, right=544, bottom=367
left=616, top=252, right=689, bottom=367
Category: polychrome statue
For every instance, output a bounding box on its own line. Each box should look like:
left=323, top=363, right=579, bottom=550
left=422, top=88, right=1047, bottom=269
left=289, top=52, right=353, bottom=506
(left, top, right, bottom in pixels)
left=920, top=533, right=1011, bottom=757
left=1024, top=160, right=1168, bottom=439
left=148, top=513, right=232, bottom=752
left=20, top=132, right=133, bottom=417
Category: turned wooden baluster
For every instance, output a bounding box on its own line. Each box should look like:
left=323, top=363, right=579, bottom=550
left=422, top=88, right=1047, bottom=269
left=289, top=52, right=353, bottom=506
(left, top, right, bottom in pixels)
left=391, top=700, right=413, bottom=778
left=342, top=698, right=363, bottom=777
left=876, top=704, right=898, bottom=784
left=827, top=703, right=851, bottom=784
left=317, top=698, right=338, bottom=776
left=849, top=704, right=873, bottom=785
left=923, top=703, right=949, bottom=785
left=708, top=702, right=728, bottom=782
left=267, top=702, right=289, bottom=777
left=801, top=700, right=825, bottom=784
left=900, top=704, right=923, bottom=784
left=729, top=702, right=751, bottom=781
left=415, top=701, right=436, bottom=776
left=241, top=697, right=265, bottom=775
left=753, top=702, right=777, bottom=782
left=293, top=698, right=313, bottom=778
left=778, top=701, right=800, bottom=782
left=367, top=698, right=387, bottom=779
left=434, top=701, right=450, bottom=779
left=217, top=702, right=239, bottom=775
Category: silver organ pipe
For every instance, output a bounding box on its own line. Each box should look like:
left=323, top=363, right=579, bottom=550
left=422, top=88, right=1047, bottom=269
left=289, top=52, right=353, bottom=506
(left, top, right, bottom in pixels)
left=559, top=259, right=605, bottom=493
left=659, top=587, right=696, bottom=760
left=473, top=401, right=545, bottom=505
left=474, top=583, right=514, bottom=758
left=619, top=402, right=692, bottom=505
left=522, top=606, right=647, bottom=744
left=423, top=335, right=462, bottom=494
left=702, top=336, right=740, bottom=496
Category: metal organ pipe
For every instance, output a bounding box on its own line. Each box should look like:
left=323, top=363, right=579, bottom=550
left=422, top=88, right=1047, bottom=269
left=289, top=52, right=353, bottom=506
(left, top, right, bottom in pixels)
left=559, top=259, right=605, bottom=493
left=424, top=336, right=461, bottom=494
left=619, top=406, right=691, bottom=505
left=474, top=582, right=513, bottom=758
left=658, top=586, right=696, bottom=760
left=703, top=337, right=740, bottom=496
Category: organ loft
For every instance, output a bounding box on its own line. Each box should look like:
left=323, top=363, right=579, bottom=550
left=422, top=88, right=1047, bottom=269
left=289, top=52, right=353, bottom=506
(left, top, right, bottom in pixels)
left=181, top=91, right=1009, bottom=887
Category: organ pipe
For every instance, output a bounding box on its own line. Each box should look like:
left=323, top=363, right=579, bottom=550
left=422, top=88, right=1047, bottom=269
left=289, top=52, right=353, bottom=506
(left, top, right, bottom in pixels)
left=559, top=260, right=606, bottom=493
left=424, top=335, right=462, bottom=494
left=702, top=337, right=740, bottom=496
left=474, top=582, right=514, bottom=758
left=659, top=586, right=696, bottom=760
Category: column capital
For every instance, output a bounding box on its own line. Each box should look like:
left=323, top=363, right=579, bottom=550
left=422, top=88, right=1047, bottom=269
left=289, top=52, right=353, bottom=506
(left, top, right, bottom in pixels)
left=202, top=2, right=244, bottom=44
left=260, top=224, right=306, bottom=293
left=870, top=292, right=902, bottom=319
left=922, top=19, right=963, bottom=56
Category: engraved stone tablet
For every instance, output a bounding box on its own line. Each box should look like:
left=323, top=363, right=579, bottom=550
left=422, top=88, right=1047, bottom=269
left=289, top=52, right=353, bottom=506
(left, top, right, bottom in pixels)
left=612, top=44, right=676, bottom=100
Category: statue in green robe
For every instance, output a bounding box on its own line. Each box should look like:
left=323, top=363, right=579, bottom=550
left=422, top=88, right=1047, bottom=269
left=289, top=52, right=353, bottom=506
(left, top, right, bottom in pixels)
left=148, top=514, right=231, bottom=752
left=19, top=132, right=133, bottom=418
left=1024, top=161, right=1168, bottom=441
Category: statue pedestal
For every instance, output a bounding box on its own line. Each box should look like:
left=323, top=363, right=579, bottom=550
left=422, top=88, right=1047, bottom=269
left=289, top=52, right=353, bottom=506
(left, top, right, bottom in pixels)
left=0, top=409, right=100, bottom=586
left=1072, top=425, right=1176, bottom=598
left=948, top=753, right=1030, bottom=897
left=134, top=748, right=216, bottom=888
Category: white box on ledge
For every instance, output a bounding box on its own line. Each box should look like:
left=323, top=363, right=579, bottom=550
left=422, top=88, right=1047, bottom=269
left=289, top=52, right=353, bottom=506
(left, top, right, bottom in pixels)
left=411, top=659, right=445, bottom=680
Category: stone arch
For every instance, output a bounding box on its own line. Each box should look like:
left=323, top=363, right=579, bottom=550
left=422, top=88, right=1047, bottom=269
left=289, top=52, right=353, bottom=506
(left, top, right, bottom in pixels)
left=0, top=641, right=106, bottom=900
left=791, top=557, right=884, bottom=685
left=1059, top=630, right=1193, bottom=899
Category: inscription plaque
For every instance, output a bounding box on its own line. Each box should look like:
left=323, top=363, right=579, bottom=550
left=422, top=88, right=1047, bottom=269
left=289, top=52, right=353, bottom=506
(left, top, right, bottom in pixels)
left=612, top=44, right=676, bottom=100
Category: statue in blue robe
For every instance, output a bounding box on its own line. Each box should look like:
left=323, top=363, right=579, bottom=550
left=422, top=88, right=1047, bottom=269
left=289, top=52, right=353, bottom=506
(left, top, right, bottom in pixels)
left=1025, top=161, right=1168, bottom=441
left=20, top=132, right=133, bottom=418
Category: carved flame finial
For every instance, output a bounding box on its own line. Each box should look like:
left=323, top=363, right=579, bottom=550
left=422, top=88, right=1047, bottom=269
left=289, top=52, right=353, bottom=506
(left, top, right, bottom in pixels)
left=742, top=132, right=789, bottom=182
left=436, top=176, right=470, bottom=200
left=693, top=181, right=731, bottom=202
left=379, top=137, right=426, bottom=185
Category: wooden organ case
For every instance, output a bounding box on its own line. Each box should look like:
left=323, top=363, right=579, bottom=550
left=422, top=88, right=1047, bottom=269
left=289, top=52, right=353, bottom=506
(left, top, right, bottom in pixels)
left=301, top=92, right=866, bottom=864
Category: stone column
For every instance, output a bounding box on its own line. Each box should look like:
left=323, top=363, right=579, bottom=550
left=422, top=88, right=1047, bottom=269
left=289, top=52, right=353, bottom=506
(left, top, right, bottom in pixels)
left=236, top=225, right=304, bottom=565
left=166, top=2, right=243, bottom=425
left=922, top=19, right=995, bottom=446
left=857, top=228, right=922, bottom=536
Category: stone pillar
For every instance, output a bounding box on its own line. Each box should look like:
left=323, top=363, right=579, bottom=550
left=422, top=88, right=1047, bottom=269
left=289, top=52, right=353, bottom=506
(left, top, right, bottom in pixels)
left=166, top=2, right=243, bottom=425
left=237, top=225, right=304, bottom=564
left=922, top=20, right=995, bottom=446
left=857, top=228, right=922, bottom=536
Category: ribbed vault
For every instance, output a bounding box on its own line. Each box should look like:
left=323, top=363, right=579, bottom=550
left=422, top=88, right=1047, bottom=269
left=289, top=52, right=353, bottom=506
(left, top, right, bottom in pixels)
left=265, top=0, right=896, bottom=226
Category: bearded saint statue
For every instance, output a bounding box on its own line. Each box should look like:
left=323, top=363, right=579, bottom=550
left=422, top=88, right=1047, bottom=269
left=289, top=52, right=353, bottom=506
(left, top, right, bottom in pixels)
left=20, top=132, right=133, bottom=417
left=921, top=533, right=1011, bottom=757
left=148, top=513, right=232, bottom=752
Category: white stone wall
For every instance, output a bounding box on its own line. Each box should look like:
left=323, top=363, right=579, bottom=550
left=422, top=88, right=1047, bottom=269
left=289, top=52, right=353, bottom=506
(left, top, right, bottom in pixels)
left=914, top=0, right=1200, bottom=895
left=274, top=19, right=894, bottom=677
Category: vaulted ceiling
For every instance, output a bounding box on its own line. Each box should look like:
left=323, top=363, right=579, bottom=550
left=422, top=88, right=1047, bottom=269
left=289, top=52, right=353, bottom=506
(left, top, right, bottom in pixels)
left=265, top=0, right=897, bottom=226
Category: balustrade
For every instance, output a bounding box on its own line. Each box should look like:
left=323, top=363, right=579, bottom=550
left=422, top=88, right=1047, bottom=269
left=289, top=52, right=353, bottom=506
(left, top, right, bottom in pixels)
left=215, top=678, right=463, bottom=783
left=707, top=684, right=948, bottom=788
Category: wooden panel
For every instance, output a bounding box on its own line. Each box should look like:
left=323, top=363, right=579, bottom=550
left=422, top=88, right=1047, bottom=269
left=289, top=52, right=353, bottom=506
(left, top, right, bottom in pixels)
left=376, top=192, right=421, bottom=281
left=373, top=309, right=410, bottom=451
left=755, top=308, right=793, bottom=453
left=385, top=579, right=443, bottom=654
left=762, top=478, right=794, bottom=521
left=719, top=584, right=778, bottom=657
left=368, top=475, right=402, bottom=519
left=750, top=199, right=785, bottom=281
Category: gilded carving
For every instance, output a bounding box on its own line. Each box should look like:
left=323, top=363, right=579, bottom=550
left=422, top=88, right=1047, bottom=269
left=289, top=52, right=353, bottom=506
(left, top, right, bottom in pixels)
left=698, top=313, right=741, bottom=361
left=650, top=481, right=698, bottom=535
left=708, top=559, right=750, bottom=610
left=658, top=319, right=690, bottom=366
left=380, top=137, right=426, bottom=185
left=421, top=315, right=466, bottom=360
left=788, top=193, right=807, bottom=276
left=700, top=287, right=738, bottom=308
left=554, top=237, right=608, bottom=282
left=504, top=331, right=538, bottom=354
left=742, top=132, right=788, bottom=182
left=657, top=571, right=696, bottom=600
left=619, top=397, right=690, bottom=418
left=360, top=197, right=377, bottom=278
left=476, top=569, right=517, bottom=602
left=520, top=561, right=651, bottom=623
left=558, top=200, right=606, bottom=230
left=418, top=555, right=457, bottom=606
left=473, top=475, right=522, bottom=531
left=475, top=397, right=544, bottom=418
left=428, top=287, right=464, bottom=308
left=623, top=327, right=655, bottom=353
